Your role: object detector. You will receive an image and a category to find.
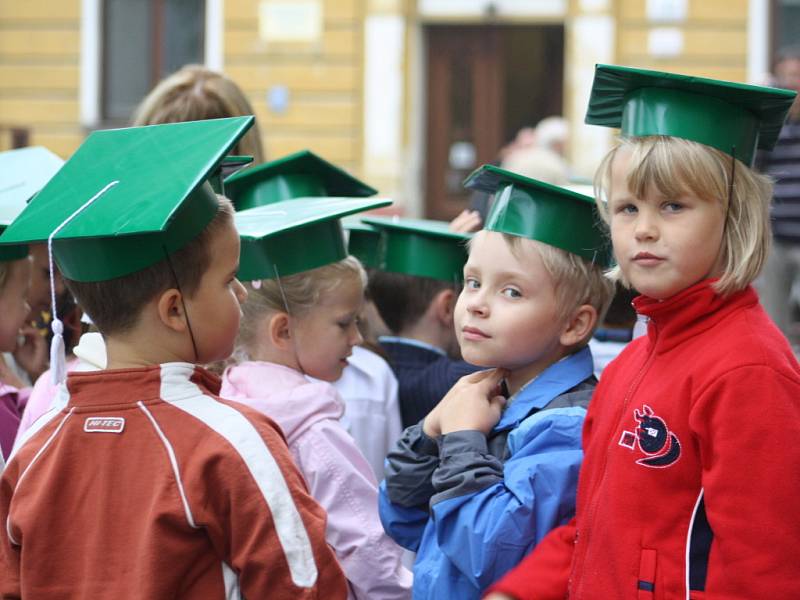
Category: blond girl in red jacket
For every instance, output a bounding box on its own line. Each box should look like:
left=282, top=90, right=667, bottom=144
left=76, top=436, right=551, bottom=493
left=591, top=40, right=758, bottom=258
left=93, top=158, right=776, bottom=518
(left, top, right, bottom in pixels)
left=488, top=65, right=800, bottom=600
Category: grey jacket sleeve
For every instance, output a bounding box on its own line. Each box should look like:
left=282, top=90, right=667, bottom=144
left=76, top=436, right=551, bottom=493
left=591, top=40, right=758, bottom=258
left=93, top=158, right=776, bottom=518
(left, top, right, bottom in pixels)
left=431, top=430, right=504, bottom=505
left=383, top=422, right=441, bottom=507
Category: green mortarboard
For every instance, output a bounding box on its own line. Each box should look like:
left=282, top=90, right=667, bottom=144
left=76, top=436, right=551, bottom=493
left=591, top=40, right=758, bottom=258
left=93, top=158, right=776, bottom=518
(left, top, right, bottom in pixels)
left=0, top=117, right=253, bottom=281
left=343, top=217, right=383, bottom=269
left=360, top=216, right=470, bottom=282
left=464, top=164, right=612, bottom=267
left=586, top=63, right=797, bottom=165
left=0, top=146, right=64, bottom=261
left=224, top=149, right=377, bottom=211
left=235, top=196, right=392, bottom=281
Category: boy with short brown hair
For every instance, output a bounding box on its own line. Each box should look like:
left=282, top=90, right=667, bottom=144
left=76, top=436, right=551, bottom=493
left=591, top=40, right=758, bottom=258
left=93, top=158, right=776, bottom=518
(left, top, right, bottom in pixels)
left=0, top=117, right=346, bottom=599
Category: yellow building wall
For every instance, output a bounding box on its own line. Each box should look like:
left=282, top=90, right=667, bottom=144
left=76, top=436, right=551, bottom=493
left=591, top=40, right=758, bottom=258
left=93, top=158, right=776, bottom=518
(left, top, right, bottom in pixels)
left=0, top=0, right=83, bottom=157
left=615, top=0, right=749, bottom=83
left=0, top=0, right=754, bottom=173
left=224, top=0, right=365, bottom=172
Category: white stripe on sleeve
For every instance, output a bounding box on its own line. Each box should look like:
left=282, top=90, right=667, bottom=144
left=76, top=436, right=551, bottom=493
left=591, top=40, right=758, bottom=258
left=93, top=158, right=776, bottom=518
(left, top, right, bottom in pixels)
left=158, top=364, right=318, bottom=588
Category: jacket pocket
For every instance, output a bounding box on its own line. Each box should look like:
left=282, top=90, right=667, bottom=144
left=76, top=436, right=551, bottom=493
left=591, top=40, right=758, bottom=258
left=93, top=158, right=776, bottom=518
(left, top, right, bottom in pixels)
left=637, top=548, right=657, bottom=600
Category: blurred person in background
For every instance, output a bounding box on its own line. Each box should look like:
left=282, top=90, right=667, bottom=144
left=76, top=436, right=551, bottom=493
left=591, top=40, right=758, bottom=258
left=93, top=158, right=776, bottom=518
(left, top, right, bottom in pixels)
left=757, top=45, right=800, bottom=344
left=462, top=116, right=571, bottom=228
left=131, top=64, right=265, bottom=163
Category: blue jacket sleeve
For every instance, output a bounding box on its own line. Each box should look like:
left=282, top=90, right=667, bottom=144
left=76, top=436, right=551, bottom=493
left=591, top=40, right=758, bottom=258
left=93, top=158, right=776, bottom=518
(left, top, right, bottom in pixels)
left=429, top=406, right=586, bottom=590
left=379, top=422, right=440, bottom=551
left=378, top=481, right=429, bottom=552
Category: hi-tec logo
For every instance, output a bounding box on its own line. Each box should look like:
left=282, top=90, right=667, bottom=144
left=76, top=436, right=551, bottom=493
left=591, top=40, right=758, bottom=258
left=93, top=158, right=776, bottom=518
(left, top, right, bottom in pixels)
left=84, top=417, right=125, bottom=434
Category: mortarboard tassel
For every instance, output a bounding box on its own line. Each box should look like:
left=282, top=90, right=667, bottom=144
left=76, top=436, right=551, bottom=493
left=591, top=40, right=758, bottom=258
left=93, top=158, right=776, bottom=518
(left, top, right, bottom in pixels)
left=47, top=181, right=119, bottom=385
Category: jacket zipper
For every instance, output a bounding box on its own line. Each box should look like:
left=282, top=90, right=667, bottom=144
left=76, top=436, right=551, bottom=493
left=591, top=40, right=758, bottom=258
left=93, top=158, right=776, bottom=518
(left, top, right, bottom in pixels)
left=570, top=320, right=660, bottom=598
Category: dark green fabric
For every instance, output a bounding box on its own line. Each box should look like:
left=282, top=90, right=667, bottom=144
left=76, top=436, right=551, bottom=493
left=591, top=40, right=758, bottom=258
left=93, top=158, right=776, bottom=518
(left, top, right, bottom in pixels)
left=586, top=64, right=796, bottom=165
left=362, top=216, right=470, bottom=282
left=224, top=149, right=377, bottom=210
left=464, top=165, right=612, bottom=267
left=0, top=117, right=253, bottom=281
left=235, top=196, right=392, bottom=280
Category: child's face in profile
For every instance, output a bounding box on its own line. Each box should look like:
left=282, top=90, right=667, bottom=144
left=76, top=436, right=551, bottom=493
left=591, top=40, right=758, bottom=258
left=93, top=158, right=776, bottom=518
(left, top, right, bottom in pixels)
left=292, top=276, right=364, bottom=382
left=185, top=220, right=248, bottom=364
left=608, top=146, right=726, bottom=300
left=454, top=231, right=566, bottom=378
left=0, top=258, right=31, bottom=353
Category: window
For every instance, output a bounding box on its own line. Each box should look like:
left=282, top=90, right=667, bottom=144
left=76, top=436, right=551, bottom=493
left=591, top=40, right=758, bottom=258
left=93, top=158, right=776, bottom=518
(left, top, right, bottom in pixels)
left=773, top=0, right=800, bottom=58
left=101, top=0, right=206, bottom=124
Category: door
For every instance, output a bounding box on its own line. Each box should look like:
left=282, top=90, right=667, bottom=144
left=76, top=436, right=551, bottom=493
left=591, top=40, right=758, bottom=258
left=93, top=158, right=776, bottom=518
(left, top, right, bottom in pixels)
left=424, top=24, right=564, bottom=220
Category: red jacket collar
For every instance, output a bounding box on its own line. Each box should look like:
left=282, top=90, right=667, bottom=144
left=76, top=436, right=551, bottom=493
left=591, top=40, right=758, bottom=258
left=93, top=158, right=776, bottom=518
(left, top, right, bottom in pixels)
left=65, top=363, right=221, bottom=408
left=632, top=279, right=759, bottom=354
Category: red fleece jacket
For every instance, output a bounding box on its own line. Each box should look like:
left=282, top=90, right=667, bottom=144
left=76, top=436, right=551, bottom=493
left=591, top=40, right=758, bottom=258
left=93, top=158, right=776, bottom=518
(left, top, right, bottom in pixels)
left=489, top=281, right=800, bottom=600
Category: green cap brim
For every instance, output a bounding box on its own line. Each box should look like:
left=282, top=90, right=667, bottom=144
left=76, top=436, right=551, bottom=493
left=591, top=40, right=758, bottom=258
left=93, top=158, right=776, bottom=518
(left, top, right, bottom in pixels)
left=343, top=217, right=384, bottom=269
left=0, top=117, right=254, bottom=282
left=0, top=226, right=27, bottom=261
left=464, top=164, right=612, bottom=267
left=235, top=196, right=392, bottom=280
left=224, top=149, right=377, bottom=211
left=586, top=64, right=797, bottom=165
left=361, top=216, right=470, bottom=282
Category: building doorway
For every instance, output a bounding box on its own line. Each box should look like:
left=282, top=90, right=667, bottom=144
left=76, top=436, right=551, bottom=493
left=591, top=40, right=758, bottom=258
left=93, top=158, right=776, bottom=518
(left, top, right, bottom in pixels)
left=424, top=24, right=565, bottom=220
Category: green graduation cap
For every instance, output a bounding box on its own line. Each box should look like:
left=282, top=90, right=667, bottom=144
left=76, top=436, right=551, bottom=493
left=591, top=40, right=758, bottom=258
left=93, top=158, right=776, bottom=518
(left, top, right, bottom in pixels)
left=464, top=164, right=612, bottom=267
left=343, top=217, right=384, bottom=269
left=235, top=196, right=392, bottom=281
left=0, top=146, right=64, bottom=261
left=224, top=149, right=378, bottom=211
left=360, top=216, right=470, bottom=282
left=586, top=63, right=797, bottom=165
left=0, top=116, right=254, bottom=281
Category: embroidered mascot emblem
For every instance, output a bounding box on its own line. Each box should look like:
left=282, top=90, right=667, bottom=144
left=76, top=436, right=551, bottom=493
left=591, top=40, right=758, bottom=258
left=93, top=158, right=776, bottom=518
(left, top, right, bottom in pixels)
left=618, top=405, right=681, bottom=468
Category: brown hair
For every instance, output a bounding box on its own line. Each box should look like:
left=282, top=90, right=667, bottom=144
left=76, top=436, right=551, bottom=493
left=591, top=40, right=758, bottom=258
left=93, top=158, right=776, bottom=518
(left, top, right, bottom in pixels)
left=131, top=64, right=265, bottom=163
left=368, top=270, right=456, bottom=335
left=595, top=136, right=773, bottom=296
left=65, top=196, right=235, bottom=336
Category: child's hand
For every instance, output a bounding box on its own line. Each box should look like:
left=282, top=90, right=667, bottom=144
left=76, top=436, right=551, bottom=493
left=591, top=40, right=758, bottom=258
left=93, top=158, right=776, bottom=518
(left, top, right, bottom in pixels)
left=13, top=325, right=49, bottom=381
left=438, top=368, right=507, bottom=435
left=484, top=594, right=517, bottom=600
left=422, top=398, right=444, bottom=437
left=449, top=209, right=483, bottom=233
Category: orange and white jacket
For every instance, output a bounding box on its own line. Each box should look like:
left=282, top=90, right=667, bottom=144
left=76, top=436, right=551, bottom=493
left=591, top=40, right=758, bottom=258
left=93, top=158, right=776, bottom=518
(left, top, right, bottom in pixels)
left=1, top=362, right=347, bottom=599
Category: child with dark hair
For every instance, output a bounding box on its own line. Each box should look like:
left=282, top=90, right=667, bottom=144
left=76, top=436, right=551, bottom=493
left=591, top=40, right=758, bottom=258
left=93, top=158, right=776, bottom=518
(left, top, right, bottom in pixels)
left=1, top=118, right=346, bottom=598
left=365, top=218, right=480, bottom=428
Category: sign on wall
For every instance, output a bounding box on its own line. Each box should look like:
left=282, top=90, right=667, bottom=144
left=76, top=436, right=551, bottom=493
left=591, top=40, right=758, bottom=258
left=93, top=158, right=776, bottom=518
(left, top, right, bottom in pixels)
left=259, top=0, right=322, bottom=43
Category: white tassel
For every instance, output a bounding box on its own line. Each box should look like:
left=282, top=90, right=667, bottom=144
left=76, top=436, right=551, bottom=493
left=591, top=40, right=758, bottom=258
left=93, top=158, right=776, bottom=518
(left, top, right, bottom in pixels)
left=45, top=180, right=119, bottom=386
left=50, top=317, right=66, bottom=385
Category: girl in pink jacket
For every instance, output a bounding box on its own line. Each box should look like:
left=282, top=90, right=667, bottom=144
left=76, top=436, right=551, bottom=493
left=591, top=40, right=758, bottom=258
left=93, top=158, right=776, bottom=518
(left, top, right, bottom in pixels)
left=221, top=255, right=412, bottom=600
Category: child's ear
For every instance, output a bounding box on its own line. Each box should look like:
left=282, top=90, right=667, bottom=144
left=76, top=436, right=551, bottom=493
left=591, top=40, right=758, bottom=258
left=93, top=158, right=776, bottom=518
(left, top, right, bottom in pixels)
left=432, top=288, right=456, bottom=326
left=156, top=288, right=188, bottom=333
left=268, top=312, right=293, bottom=350
left=560, top=304, right=598, bottom=347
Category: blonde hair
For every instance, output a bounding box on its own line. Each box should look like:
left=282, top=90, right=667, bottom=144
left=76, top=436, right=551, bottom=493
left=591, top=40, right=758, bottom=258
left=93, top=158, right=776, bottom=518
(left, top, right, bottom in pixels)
left=131, top=64, right=265, bottom=163
left=482, top=234, right=615, bottom=347
left=595, top=136, right=773, bottom=296
left=236, top=256, right=367, bottom=359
